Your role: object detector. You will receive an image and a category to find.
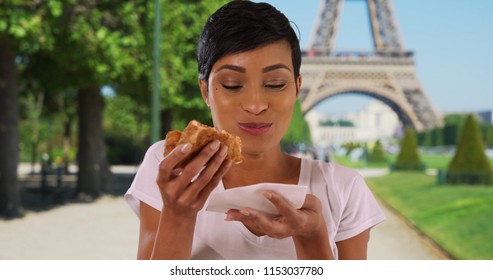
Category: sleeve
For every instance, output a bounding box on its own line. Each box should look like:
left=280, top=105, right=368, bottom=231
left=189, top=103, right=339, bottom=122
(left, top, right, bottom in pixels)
left=124, top=141, right=165, bottom=217
left=334, top=169, right=386, bottom=242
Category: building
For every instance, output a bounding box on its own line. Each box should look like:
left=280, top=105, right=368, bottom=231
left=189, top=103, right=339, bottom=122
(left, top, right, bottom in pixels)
left=305, top=100, right=401, bottom=148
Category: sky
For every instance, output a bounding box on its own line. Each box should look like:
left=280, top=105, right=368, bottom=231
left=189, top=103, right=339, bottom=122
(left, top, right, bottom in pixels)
left=254, top=0, right=493, bottom=117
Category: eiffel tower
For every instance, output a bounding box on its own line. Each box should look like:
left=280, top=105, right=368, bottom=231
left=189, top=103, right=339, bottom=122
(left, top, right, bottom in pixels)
left=300, top=0, right=442, bottom=131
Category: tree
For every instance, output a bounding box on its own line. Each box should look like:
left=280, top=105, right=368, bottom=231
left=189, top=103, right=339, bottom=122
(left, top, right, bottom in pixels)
left=104, top=93, right=149, bottom=165
left=433, top=127, right=444, bottom=146
left=481, top=123, right=493, bottom=147
left=159, top=0, right=229, bottom=132
left=0, top=34, right=21, bottom=218
left=63, top=0, right=229, bottom=196
left=446, top=115, right=493, bottom=185
left=110, top=0, right=229, bottom=137
left=44, top=1, right=150, bottom=197
left=368, top=139, right=387, bottom=163
left=282, top=100, right=312, bottom=149
left=394, top=127, right=424, bottom=171
left=0, top=1, right=61, bottom=218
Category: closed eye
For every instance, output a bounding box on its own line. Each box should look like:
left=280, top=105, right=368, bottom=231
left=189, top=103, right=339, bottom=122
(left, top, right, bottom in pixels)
left=222, top=84, right=242, bottom=90
left=265, top=83, right=287, bottom=90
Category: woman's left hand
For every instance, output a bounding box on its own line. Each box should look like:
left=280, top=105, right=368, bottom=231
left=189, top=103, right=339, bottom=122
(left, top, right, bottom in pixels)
left=225, top=192, right=325, bottom=239
left=226, top=191, right=334, bottom=259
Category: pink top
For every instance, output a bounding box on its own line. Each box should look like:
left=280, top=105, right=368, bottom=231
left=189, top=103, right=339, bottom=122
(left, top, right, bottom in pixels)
left=125, top=140, right=386, bottom=259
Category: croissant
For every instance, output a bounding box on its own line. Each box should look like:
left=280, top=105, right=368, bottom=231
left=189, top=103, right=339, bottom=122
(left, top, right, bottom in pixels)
left=164, top=120, right=243, bottom=165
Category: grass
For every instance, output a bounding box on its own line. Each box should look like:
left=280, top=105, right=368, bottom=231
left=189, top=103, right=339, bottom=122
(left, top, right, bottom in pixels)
left=334, top=153, right=493, bottom=170
left=420, top=154, right=452, bottom=169
left=332, top=155, right=391, bottom=169
left=366, top=172, right=493, bottom=260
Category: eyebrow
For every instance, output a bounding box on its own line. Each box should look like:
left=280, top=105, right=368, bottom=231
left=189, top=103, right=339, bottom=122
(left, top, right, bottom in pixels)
left=213, top=63, right=292, bottom=74
left=214, top=64, right=246, bottom=74
left=262, top=64, right=291, bottom=73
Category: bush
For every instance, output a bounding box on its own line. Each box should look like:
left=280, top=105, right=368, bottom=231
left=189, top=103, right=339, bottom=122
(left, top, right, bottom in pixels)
left=282, top=100, right=311, bottom=146
left=394, top=127, right=425, bottom=171
left=368, top=140, right=387, bottom=163
left=446, top=115, right=493, bottom=185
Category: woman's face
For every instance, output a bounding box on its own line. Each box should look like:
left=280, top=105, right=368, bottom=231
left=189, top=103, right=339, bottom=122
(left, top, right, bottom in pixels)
left=200, top=40, right=302, bottom=156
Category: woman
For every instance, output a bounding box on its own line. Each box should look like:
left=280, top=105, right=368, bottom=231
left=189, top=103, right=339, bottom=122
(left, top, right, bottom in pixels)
left=125, top=0, right=385, bottom=260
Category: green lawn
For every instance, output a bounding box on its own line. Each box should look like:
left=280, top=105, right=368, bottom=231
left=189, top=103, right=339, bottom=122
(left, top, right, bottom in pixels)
left=366, top=172, right=493, bottom=260
left=332, top=155, right=390, bottom=169
left=420, top=154, right=452, bottom=169
left=334, top=153, right=493, bottom=170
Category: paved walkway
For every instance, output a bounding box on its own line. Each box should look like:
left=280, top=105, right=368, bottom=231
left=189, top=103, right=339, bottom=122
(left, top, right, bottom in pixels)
left=0, top=166, right=450, bottom=259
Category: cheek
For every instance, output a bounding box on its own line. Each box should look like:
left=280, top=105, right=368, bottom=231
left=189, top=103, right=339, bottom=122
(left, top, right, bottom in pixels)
left=209, top=92, right=235, bottom=114
left=276, top=96, right=297, bottom=112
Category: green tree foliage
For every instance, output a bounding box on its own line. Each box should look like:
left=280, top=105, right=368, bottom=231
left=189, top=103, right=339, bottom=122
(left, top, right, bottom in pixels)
left=104, top=0, right=229, bottom=163
left=416, top=113, right=493, bottom=148
left=342, top=142, right=364, bottom=156
left=3, top=0, right=151, bottom=201
left=368, top=140, right=387, bottom=163
left=49, top=1, right=149, bottom=197
left=319, top=119, right=354, bottom=127
left=109, top=0, right=229, bottom=135
left=282, top=100, right=312, bottom=147
left=481, top=123, right=493, bottom=147
left=394, top=127, right=424, bottom=171
left=160, top=0, right=230, bottom=132
left=104, top=93, right=149, bottom=165
left=446, top=115, right=493, bottom=185
left=0, top=0, right=62, bottom=218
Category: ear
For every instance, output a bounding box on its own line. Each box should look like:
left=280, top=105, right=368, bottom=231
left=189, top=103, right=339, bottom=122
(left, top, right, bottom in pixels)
left=295, top=74, right=302, bottom=98
left=198, top=79, right=209, bottom=106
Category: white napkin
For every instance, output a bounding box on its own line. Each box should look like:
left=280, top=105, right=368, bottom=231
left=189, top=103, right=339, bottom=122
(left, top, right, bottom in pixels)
left=206, top=183, right=308, bottom=216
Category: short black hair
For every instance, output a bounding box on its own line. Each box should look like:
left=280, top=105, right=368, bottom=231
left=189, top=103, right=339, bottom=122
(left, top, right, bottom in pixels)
left=197, top=0, right=301, bottom=82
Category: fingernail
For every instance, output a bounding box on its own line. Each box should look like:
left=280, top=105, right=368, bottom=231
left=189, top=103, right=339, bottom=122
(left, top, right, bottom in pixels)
left=181, top=143, right=191, bottom=153
left=240, top=209, right=250, bottom=216
left=263, top=191, right=272, bottom=199
left=224, top=214, right=233, bottom=221
left=210, top=140, right=220, bottom=150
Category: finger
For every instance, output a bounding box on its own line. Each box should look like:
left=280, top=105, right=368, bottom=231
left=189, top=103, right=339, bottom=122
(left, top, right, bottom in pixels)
left=236, top=208, right=292, bottom=239
left=197, top=158, right=233, bottom=201
left=263, top=191, right=299, bottom=220
left=179, top=144, right=229, bottom=206
left=158, top=143, right=192, bottom=180
left=183, top=156, right=232, bottom=207
left=178, top=140, right=221, bottom=184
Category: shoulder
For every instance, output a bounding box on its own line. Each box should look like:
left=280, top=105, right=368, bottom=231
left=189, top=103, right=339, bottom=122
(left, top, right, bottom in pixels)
left=142, top=140, right=165, bottom=162
left=304, top=159, right=368, bottom=202
left=307, top=159, right=363, bottom=185
left=124, top=140, right=165, bottom=216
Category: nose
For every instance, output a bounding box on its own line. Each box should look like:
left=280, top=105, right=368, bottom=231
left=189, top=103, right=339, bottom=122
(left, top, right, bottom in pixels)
left=241, top=89, right=268, bottom=115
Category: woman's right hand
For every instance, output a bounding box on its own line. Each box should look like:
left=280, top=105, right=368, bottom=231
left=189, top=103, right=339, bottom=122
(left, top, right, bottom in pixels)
left=156, top=140, right=232, bottom=219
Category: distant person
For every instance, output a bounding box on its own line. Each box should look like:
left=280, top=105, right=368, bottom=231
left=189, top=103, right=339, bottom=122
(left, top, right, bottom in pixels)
left=125, top=0, right=385, bottom=260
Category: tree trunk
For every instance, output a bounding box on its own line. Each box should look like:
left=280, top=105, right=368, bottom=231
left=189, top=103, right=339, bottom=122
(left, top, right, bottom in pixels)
left=57, top=93, right=73, bottom=174
left=62, top=115, right=73, bottom=174
left=30, top=91, right=44, bottom=174
left=0, top=34, right=23, bottom=218
left=77, top=86, right=112, bottom=198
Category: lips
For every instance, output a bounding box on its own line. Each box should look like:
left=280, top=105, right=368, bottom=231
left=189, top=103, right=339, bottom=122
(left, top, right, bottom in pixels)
left=238, top=122, right=272, bottom=136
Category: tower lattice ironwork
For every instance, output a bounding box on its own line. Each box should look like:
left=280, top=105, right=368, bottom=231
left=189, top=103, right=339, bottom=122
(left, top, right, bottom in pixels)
left=300, top=0, right=442, bottom=131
